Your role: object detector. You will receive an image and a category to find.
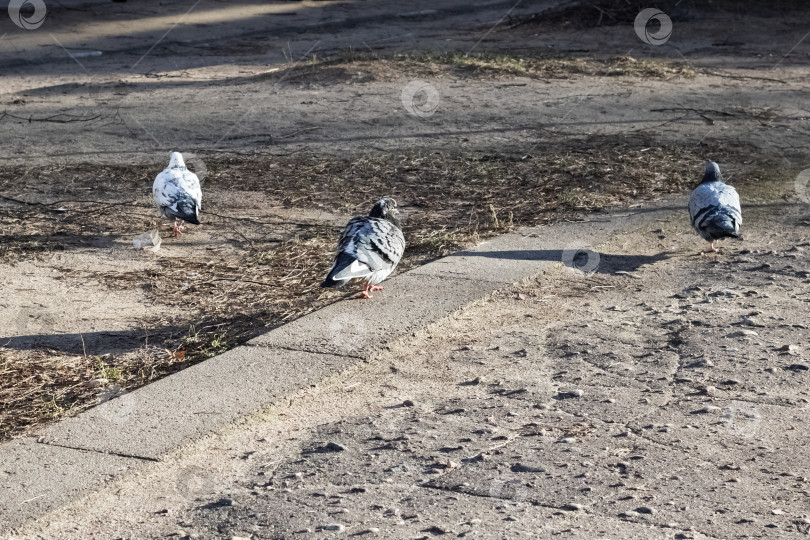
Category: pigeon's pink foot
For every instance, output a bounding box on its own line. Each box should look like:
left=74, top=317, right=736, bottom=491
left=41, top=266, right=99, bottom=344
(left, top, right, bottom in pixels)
left=704, top=241, right=717, bottom=253
left=171, top=219, right=185, bottom=237
left=369, top=285, right=383, bottom=291
left=356, top=283, right=376, bottom=299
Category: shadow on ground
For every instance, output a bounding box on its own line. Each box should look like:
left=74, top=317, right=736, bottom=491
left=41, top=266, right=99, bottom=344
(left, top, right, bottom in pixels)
left=453, top=248, right=672, bottom=275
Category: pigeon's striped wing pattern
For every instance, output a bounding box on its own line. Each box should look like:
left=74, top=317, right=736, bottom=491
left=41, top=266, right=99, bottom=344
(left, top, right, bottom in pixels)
left=689, top=182, right=742, bottom=242
left=153, top=168, right=202, bottom=224
left=326, top=217, right=405, bottom=286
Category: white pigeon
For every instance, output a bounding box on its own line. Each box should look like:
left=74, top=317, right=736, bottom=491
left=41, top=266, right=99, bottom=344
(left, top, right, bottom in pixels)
left=153, top=152, right=202, bottom=237
left=322, top=197, right=405, bottom=299
left=688, top=161, right=742, bottom=253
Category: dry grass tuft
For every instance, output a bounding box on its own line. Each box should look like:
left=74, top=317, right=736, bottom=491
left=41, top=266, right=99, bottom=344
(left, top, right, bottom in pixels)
left=272, top=50, right=698, bottom=83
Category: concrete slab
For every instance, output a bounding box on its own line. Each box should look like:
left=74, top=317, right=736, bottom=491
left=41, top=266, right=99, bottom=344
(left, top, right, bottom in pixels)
left=408, top=232, right=566, bottom=284
left=248, top=272, right=498, bottom=357
left=408, top=200, right=685, bottom=283
left=39, top=347, right=353, bottom=461
left=0, top=437, right=142, bottom=535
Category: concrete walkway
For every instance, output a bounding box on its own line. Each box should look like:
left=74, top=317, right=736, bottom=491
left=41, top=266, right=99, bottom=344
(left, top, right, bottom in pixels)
left=1, top=195, right=686, bottom=535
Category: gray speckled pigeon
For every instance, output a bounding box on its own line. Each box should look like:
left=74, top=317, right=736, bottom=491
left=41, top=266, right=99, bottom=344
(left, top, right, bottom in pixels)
left=688, top=161, right=742, bottom=252
left=153, top=152, right=202, bottom=237
left=322, top=197, right=405, bottom=299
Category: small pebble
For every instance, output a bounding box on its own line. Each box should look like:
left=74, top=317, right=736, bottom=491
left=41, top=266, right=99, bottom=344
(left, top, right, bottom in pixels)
left=787, top=364, right=809, bottom=372
left=696, top=406, right=721, bottom=414
left=511, top=462, right=545, bottom=473
left=325, top=442, right=347, bottom=452
left=322, top=524, right=345, bottom=532
left=726, top=330, right=758, bottom=338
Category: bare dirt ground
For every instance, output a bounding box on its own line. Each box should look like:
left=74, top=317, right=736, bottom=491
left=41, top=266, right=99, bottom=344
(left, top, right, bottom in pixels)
left=14, top=178, right=810, bottom=539
left=1, top=0, right=810, bottom=521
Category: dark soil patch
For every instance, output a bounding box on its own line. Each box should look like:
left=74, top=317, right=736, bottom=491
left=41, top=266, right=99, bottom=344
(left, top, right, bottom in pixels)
left=505, top=0, right=810, bottom=31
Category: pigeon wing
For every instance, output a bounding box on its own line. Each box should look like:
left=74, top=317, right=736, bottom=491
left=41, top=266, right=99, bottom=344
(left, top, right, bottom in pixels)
left=180, top=169, right=202, bottom=209
left=331, top=218, right=404, bottom=281
left=716, top=183, right=741, bottom=222
left=689, top=182, right=742, bottom=238
left=153, top=169, right=183, bottom=210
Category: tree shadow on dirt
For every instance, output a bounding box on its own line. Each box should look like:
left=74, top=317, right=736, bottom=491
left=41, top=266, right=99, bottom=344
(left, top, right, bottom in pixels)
left=0, top=311, right=268, bottom=356
left=0, top=328, right=177, bottom=355
left=0, top=233, right=119, bottom=251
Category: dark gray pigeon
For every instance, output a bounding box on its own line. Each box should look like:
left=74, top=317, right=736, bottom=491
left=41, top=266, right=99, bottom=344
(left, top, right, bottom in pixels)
left=322, top=197, right=405, bottom=299
left=688, top=161, right=742, bottom=252
left=153, top=152, right=202, bottom=237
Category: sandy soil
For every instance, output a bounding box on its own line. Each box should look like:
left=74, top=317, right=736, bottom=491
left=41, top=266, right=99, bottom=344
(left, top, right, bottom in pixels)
left=1, top=0, right=809, bottom=164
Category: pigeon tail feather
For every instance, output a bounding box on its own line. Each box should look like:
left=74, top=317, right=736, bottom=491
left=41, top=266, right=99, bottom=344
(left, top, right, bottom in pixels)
left=174, top=195, right=200, bottom=225
left=322, top=252, right=367, bottom=288
left=703, top=216, right=739, bottom=240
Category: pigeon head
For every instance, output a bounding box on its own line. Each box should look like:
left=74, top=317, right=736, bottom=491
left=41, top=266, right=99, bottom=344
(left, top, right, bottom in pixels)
left=701, top=161, right=723, bottom=184
left=369, top=197, right=401, bottom=227
left=168, top=152, right=186, bottom=169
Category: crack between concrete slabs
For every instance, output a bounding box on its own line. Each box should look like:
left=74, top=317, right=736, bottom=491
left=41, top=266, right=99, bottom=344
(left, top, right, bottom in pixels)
left=405, top=269, right=543, bottom=285
left=241, top=343, right=366, bottom=361
left=36, top=440, right=158, bottom=462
